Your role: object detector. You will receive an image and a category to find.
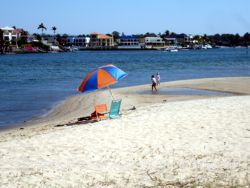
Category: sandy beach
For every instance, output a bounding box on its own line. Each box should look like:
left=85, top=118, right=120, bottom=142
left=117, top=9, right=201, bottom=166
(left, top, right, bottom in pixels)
left=0, top=77, right=250, bottom=187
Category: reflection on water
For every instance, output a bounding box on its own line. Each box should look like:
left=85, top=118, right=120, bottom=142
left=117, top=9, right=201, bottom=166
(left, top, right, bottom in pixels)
left=138, top=87, right=234, bottom=96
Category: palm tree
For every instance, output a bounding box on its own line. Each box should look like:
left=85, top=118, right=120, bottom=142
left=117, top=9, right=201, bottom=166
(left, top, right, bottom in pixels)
left=52, top=26, right=57, bottom=35
left=37, top=23, right=47, bottom=35
left=52, top=26, right=57, bottom=43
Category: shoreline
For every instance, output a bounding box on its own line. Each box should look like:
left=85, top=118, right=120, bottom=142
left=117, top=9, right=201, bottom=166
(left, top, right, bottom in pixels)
left=0, top=76, right=249, bottom=186
left=1, top=76, right=250, bottom=135
left=0, top=77, right=236, bottom=130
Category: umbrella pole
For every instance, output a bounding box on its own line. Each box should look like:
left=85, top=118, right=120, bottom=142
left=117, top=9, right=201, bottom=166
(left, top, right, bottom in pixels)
left=108, top=86, right=115, bottom=100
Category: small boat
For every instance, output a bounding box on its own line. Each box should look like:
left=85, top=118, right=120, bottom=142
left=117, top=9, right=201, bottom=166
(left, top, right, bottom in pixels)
left=201, top=44, right=213, bottom=49
left=169, top=49, right=178, bottom=52
left=205, top=44, right=213, bottom=49
left=164, top=47, right=178, bottom=52
left=64, top=46, right=79, bottom=52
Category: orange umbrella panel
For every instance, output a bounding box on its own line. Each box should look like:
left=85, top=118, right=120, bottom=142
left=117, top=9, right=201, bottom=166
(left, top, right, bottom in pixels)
left=78, top=64, right=127, bottom=93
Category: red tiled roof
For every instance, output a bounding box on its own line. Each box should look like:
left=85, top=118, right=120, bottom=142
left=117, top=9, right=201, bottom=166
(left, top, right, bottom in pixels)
left=99, top=34, right=112, bottom=39
left=91, top=32, right=112, bottom=39
left=13, top=28, right=24, bottom=34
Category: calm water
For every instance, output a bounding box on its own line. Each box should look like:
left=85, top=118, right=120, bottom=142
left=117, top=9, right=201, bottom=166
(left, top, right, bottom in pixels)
left=0, top=48, right=250, bottom=128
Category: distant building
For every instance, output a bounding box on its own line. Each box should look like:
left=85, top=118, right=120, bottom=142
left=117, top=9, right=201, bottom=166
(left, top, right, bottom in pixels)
left=144, top=36, right=165, bottom=49
left=164, top=38, right=177, bottom=46
left=66, top=36, right=86, bottom=47
left=117, top=35, right=141, bottom=49
left=42, top=36, right=57, bottom=45
left=1, top=26, right=24, bottom=43
left=89, top=32, right=114, bottom=49
left=168, top=33, right=189, bottom=44
left=1, top=26, right=14, bottom=41
left=85, top=37, right=90, bottom=47
left=27, top=34, right=39, bottom=43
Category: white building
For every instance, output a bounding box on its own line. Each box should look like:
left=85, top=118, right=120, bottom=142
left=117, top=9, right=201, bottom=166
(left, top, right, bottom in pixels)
left=66, top=36, right=85, bottom=46
left=1, top=26, right=24, bottom=43
left=144, top=37, right=165, bottom=48
left=1, top=26, right=15, bottom=41
left=117, top=35, right=141, bottom=49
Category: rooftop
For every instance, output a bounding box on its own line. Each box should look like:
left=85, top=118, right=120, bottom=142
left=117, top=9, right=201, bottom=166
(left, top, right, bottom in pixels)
left=91, top=32, right=112, bottom=39
left=1, top=26, right=14, bottom=31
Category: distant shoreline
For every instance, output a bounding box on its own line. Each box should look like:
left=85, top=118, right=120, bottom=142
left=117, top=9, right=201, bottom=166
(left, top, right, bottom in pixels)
left=0, top=45, right=249, bottom=55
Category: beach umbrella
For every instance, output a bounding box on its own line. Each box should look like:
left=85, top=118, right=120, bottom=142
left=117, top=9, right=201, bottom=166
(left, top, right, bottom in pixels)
left=78, top=64, right=127, bottom=98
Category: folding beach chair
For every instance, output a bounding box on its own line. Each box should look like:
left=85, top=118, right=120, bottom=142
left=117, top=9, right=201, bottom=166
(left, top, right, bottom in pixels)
left=91, top=104, right=108, bottom=121
left=109, top=99, right=122, bottom=119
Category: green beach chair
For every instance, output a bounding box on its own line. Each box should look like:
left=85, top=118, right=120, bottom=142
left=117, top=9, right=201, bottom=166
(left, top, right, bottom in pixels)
left=109, top=99, right=122, bottom=119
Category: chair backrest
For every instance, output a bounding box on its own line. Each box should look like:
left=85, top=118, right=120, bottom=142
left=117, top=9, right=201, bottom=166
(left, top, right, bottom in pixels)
left=94, top=104, right=108, bottom=121
left=95, top=104, right=108, bottom=114
left=109, top=99, right=122, bottom=119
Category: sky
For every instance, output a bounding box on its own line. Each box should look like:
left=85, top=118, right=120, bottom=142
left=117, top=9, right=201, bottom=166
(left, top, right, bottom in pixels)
left=1, top=0, right=250, bottom=35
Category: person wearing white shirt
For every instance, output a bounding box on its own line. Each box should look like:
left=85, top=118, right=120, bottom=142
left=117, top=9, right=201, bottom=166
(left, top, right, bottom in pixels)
left=151, top=75, right=157, bottom=91
left=156, top=72, right=160, bottom=85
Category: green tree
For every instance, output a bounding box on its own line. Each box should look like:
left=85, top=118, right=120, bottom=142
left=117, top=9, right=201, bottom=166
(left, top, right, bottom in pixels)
left=33, top=33, right=42, bottom=41
left=165, top=30, right=170, bottom=36
left=4, top=40, right=11, bottom=52
left=144, top=32, right=157, bottom=37
left=111, top=31, right=120, bottom=42
left=56, top=34, right=68, bottom=46
left=170, top=32, right=176, bottom=36
left=37, top=23, right=47, bottom=35
left=233, top=33, right=241, bottom=46
left=0, top=29, right=4, bottom=54
left=243, top=32, right=250, bottom=46
left=221, top=34, right=234, bottom=46
left=17, top=30, right=29, bottom=47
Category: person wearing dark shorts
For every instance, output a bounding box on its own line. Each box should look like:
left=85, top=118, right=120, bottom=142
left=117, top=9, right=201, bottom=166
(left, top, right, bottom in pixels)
left=151, top=75, right=157, bottom=92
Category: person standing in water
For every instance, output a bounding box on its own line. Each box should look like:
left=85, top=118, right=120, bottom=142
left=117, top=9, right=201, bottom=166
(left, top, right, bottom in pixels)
left=156, top=72, right=160, bottom=85
left=151, top=75, right=157, bottom=92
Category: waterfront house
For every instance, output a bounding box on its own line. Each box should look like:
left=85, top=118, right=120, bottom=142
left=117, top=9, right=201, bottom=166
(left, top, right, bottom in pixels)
left=164, top=37, right=177, bottom=46
left=66, top=36, right=86, bottom=47
left=168, top=33, right=189, bottom=45
left=117, top=34, right=141, bottom=49
left=43, top=36, right=57, bottom=44
left=89, top=32, right=114, bottom=49
left=1, top=26, right=24, bottom=43
left=144, top=36, right=165, bottom=49
left=1, top=26, right=14, bottom=41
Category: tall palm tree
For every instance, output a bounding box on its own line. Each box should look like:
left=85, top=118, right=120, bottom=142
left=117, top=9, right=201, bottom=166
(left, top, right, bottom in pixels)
left=37, top=23, right=47, bottom=35
left=52, top=26, right=57, bottom=43
left=52, top=26, right=57, bottom=35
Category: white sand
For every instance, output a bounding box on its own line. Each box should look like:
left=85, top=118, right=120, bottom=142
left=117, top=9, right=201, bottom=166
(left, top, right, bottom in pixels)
left=0, top=95, right=250, bottom=187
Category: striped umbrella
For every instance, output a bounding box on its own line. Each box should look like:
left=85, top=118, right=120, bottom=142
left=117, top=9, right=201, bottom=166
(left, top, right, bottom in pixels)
left=78, top=64, right=127, bottom=96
